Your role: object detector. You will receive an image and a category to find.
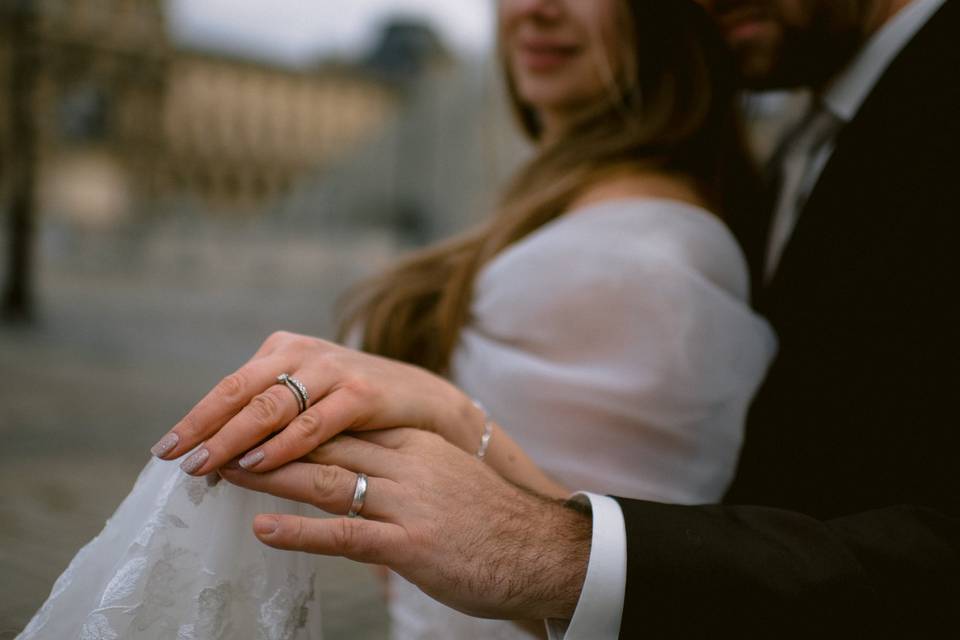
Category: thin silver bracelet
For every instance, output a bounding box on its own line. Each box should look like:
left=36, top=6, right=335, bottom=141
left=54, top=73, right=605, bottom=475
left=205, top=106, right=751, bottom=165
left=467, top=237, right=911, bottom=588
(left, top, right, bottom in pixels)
left=472, top=399, right=494, bottom=461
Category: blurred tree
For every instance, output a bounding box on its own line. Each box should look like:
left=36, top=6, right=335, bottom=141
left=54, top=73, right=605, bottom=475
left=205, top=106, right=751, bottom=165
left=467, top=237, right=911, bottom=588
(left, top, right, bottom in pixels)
left=2, top=0, right=40, bottom=323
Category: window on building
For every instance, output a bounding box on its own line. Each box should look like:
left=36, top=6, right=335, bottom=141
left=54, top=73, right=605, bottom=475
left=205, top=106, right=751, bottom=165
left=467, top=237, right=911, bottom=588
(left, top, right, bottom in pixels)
left=58, top=84, right=111, bottom=142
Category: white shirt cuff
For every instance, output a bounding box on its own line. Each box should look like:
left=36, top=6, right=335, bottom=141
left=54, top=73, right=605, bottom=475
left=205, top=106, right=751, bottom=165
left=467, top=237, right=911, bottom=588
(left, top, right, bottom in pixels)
left=546, top=492, right=627, bottom=640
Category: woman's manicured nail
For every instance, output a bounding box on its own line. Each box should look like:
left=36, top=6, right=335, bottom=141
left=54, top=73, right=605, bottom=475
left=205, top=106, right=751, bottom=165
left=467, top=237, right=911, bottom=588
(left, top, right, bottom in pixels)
left=180, top=448, right=209, bottom=474
left=254, top=516, right=279, bottom=535
left=151, top=432, right=179, bottom=458
left=239, top=450, right=265, bottom=470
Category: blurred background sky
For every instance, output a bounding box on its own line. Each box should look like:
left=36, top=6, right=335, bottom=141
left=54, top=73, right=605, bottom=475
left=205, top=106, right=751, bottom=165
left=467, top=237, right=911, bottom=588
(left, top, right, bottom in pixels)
left=167, top=0, right=494, bottom=65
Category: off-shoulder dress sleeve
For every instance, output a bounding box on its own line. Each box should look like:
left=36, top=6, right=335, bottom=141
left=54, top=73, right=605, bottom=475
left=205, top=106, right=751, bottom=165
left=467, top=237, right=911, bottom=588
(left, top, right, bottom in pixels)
left=451, top=198, right=777, bottom=503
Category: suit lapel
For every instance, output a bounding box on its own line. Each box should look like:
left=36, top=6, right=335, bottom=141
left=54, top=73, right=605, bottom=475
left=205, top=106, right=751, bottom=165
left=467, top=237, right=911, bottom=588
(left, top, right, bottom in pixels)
left=755, top=0, right=958, bottom=311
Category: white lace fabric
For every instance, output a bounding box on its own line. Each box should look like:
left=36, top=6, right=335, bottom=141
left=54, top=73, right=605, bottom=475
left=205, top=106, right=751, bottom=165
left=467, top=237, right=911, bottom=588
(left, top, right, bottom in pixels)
left=19, top=457, right=323, bottom=640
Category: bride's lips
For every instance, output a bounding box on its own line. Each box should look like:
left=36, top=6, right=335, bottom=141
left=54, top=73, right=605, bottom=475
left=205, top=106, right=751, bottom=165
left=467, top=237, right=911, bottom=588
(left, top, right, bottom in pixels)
left=717, top=6, right=775, bottom=45
left=727, top=18, right=772, bottom=43
left=515, top=40, right=580, bottom=72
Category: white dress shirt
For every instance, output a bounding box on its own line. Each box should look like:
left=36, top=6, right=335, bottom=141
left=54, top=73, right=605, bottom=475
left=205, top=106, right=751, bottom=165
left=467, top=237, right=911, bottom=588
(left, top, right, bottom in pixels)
left=556, top=2, right=946, bottom=638
left=546, top=493, right=628, bottom=640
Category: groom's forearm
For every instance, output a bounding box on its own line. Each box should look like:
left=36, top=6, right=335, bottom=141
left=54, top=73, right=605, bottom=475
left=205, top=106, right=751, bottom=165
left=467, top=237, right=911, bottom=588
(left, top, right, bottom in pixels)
left=450, top=490, right=593, bottom=621
left=533, top=497, right=594, bottom=619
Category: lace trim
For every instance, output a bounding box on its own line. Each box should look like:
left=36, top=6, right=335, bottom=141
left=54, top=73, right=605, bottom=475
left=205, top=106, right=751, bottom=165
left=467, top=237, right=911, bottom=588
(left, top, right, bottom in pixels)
left=20, top=460, right=321, bottom=640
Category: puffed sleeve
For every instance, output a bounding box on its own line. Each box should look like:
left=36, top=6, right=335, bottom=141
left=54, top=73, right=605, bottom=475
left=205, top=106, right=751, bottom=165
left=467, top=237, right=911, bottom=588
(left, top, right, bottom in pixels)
left=451, top=199, right=777, bottom=503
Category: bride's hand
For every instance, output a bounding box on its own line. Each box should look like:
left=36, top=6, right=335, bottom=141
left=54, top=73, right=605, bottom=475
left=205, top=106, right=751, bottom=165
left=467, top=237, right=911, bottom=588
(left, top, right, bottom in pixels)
left=150, top=331, right=485, bottom=476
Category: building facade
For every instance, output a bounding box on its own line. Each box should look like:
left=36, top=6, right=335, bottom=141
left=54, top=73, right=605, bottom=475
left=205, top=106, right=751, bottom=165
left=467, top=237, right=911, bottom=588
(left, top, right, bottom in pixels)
left=0, top=0, right=404, bottom=225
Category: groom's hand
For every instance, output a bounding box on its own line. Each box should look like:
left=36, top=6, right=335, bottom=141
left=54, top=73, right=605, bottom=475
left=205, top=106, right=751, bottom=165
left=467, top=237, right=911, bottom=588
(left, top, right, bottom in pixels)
left=220, top=429, right=592, bottom=622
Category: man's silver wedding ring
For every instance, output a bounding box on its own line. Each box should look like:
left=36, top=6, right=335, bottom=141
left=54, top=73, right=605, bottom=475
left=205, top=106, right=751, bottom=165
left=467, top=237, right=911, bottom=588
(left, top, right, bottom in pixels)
left=276, top=373, right=309, bottom=414
left=348, top=472, right=368, bottom=518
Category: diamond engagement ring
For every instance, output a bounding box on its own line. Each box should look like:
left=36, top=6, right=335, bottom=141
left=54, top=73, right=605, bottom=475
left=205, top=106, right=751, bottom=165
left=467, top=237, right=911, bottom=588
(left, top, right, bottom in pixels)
left=277, top=373, right=309, bottom=414
left=348, top=472, right=368, bottom=518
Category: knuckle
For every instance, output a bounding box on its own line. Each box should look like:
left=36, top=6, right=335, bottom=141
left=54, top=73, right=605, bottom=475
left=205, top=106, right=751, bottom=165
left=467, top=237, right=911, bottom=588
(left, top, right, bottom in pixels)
left=248, top=392, right=281, bottom=425
left=343, top=375, right=374, bottom=401
left=271, top=330, right=312, bottom=351
left=177, top=412, right=202, bottom=437
left=310, top=465, right=340, bottom=504
left=216, top=372, right=247, bottom=402
left=332, top=518, right=359, bottom=552
left=406, top=428, right=431, bottom=448
left=314, top=348, right=338, bottom=370
left=292, top=517, right=309, bottom=550
left=291, top=333, right=314, bottom=348
left=291, top=411, right=322, bottom=440
left=268, top=330, right=292, bottom=344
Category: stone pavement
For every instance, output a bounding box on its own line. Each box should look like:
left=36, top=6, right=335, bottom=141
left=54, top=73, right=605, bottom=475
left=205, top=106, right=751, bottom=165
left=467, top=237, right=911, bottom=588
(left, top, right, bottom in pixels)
left=0, top=228, right=399, bottom=638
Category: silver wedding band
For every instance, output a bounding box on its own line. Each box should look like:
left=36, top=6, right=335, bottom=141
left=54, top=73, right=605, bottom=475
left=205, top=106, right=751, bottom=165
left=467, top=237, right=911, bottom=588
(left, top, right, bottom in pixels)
left=277, top=373, right=309, bottom=414
left=348, top=472, right=368, bottom=518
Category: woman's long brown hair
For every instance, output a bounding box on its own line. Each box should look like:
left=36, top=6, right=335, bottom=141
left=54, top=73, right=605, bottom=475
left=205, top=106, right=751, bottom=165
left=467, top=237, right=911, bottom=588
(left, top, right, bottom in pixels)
left=338, top=0, right=758, bottom=374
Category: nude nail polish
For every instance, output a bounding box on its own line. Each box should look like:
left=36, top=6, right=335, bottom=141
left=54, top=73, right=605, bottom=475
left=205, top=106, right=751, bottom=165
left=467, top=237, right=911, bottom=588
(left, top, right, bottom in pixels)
left=151, top=432, right=179, bottom=458
left=239, top=450, right=265, bottom=470
left=254, top=516, right=279, bottom=535
left=180, top=448, right=209, bottom=474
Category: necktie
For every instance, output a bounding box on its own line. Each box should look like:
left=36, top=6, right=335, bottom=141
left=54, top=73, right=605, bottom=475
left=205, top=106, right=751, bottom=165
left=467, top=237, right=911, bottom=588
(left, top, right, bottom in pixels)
left=764, top=103, right=844, bottom=281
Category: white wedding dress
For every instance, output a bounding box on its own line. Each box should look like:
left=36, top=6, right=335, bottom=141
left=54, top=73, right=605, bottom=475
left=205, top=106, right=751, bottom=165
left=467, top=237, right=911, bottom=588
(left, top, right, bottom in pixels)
left=18, top=459, right=324, bottom=639
left=387, top=198, right=777, bottom=639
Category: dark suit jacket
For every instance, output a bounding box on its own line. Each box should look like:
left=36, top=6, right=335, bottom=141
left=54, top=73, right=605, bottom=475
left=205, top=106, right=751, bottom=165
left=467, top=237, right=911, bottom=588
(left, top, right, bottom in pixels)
left=617, top=3, right=960, bottom=636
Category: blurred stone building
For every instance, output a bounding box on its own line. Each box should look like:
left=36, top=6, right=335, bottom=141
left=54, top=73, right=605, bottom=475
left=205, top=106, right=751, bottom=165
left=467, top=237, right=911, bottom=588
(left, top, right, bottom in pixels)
left=0, top=0, right=168, bottom=227
left=161, top=54, right=396, bottom=213
left=0, top=0, right=447, bottom=226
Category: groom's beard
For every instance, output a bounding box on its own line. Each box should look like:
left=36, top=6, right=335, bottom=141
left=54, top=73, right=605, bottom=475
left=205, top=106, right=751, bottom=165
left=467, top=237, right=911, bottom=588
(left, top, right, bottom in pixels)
left=748, top=12, right=864, bottom=90
left=714, top=0, right=868, bottom=91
